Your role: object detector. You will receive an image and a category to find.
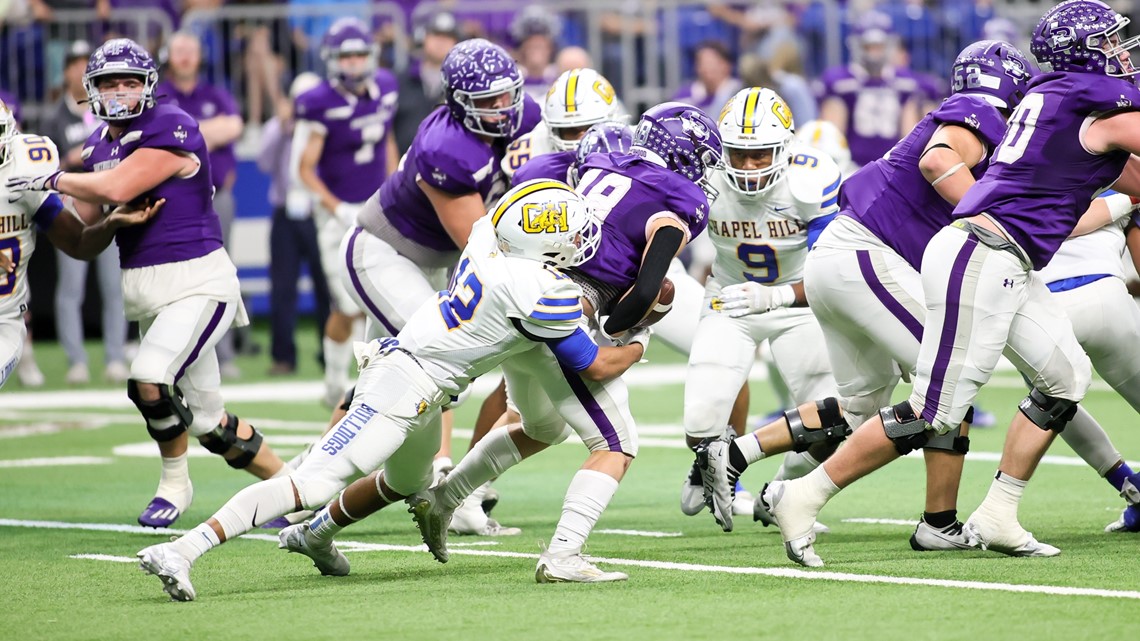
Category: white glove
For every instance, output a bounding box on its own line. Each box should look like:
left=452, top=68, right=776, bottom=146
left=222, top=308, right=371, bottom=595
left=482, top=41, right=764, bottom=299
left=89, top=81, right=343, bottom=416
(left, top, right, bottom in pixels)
left=333, top=201, right=363, bottom=228
left=717, top=282, right=796, bottom=318
left=6, top=170, right=63, bottom=202
left=617, top=326, right=651, bottom=352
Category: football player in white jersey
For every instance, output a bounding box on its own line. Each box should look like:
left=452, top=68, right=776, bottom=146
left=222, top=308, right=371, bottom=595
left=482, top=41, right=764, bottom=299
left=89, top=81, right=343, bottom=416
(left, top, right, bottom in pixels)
left=683, top=87, right=843, bottom=532
left=0, top=101, right=156, bottom=387
left=502, top=67, right=621, bottom=181
left=795, top=120, right=858, bottom=178
left=136, top=181, right=649, bottom=599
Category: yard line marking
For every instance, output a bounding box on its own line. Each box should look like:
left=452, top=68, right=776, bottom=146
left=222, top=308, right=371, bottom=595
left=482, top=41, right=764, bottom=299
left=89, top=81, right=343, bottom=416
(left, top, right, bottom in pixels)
left=595, top=529, right=684, bottom=538
left=69, top=554, right=136, bottom=563
left=16, top=518, right=1140, bottom=600
left=0, top=456, right=113, bottom=468
left=842, top=518, right=916, bottom=526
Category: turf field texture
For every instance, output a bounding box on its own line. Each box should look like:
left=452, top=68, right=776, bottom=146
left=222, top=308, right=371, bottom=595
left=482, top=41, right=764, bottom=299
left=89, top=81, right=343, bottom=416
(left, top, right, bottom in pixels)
left=2, top=325, right=1138, bottom=641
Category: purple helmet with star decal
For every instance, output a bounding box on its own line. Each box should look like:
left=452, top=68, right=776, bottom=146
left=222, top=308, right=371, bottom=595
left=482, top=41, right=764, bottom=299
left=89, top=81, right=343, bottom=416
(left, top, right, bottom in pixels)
left=442, top=38, right=525, bottom=138
left=320, top=17, right=378, bottom=91
left=83, top=38, right=159, bottom=122
left=570, top=122, right=634, bottom=186
left=631, top=102, right=723, bottom=187
left=1031, top=0, right=1140, bottom=80
left=952, top=40, right=1036, bottom=110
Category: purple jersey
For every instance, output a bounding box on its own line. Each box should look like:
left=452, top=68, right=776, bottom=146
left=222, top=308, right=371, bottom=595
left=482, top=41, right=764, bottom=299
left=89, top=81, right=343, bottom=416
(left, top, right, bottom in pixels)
left=955, top=73, right=1140, bottom=270
left=156, top=79, right=239, bottom=190
left=378, top=96, right=541, bottom=251
left=844, top=94, right=1008, bottom=269
left=574, top=153, right=709, bottom=291
left=815, top=65, right=922, bottom=166
left=83, top=104, right=223, bottom=269
left=512, top=149, right=575, bottom=185
left=295, top=70, right=400, bottom=204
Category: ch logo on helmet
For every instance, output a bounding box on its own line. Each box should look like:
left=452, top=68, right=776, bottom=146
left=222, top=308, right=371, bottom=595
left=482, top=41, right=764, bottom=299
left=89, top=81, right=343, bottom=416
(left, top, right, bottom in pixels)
left=592, top=78, right=615, bottom=105
left=1049, top=26, right=1076, bottom=51
left=521, top=202, right=569, bottom=234
left=772, top=100, right=793, bottom=130
left=680, top=112, right=710, bottom=142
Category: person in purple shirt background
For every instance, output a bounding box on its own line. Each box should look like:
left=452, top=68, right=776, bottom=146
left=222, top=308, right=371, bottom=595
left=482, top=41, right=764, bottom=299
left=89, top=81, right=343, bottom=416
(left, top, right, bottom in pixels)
left=671, top=41, right=743, bottom=117
left=7, top=38, right=289, bottom=529
left=509, top=5, right=561, bottom=102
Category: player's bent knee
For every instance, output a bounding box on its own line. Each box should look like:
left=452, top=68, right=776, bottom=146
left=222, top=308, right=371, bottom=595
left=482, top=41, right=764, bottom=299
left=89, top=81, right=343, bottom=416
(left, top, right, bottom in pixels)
left=785, top=397, right=852, bottom=453
left=199, top=412, right=265, bottom=468
left=880, top=401, right=931, bottom=455
left=127, top=379, right=192, bottom=441
left=521, top=420, right=571, bottom=446
left=1018, top=388, right=1078, bottom=433
left=291, top=473, right=342, bottom=511
left=923, top=425, right=970, bottom=455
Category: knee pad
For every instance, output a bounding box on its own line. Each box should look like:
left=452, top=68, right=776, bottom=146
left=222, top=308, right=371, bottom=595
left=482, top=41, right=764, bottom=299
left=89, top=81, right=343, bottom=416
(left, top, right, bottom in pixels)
left=1018, top=388, right=1077, bottom=433
left=923, top=424, right=970, bottom=455
left=880, top=401, right=931, bottom=456
left=199, top=413, right=265, bottom=469
left=338, top=386, right=356, bottom=412
left=521, top=419, right=572, bottom=447
left=785, top=397, right=852, bottom=453
left=127, top=379, right=192, bottom=442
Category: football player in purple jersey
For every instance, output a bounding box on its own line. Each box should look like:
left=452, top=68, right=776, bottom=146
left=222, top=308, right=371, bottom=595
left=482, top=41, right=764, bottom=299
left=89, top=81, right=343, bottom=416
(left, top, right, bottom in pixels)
left=758, top=0, right=1140, bottom=565
left=293, top=18, right=400, bottom=409
left=816, top=11, right=923, bottom=167
left=7, top=39, right=289, bottom=528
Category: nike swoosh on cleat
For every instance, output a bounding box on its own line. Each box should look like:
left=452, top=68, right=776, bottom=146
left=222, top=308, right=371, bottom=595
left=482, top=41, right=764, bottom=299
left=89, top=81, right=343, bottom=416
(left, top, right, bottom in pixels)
left=251, top=506, right=258, bottom=529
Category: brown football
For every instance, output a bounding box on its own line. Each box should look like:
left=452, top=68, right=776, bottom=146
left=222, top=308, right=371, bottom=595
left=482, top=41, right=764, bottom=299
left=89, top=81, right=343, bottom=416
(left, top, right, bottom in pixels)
left=634, top=277, right=675, bottom=328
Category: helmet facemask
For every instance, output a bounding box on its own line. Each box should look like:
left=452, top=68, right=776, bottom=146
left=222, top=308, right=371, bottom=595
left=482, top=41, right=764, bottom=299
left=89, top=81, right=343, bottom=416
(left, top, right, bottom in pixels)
left=0, top=104, right=15, bottom=169
left=84, top=70, right=156, bottom=122
left=454, top=80, right=525, bottom=138
left=1089, top=17, right=1140, bottom=79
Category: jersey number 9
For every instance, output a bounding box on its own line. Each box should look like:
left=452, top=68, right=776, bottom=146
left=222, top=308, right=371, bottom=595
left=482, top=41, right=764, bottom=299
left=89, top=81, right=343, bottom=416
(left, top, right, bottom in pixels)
left=738, top=243, right=778, bottom=283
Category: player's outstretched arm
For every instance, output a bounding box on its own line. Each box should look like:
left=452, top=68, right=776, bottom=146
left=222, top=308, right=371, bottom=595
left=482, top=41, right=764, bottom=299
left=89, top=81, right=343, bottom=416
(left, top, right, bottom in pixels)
left=51, top=149, right=194, bottom=205
left=580, top=340, right=646, bottom=382
left=917, top=124, right=985, bottom=206
left=1069, top=192, right=1139, bottom=237
left=48, top=197, right=164, bottom=260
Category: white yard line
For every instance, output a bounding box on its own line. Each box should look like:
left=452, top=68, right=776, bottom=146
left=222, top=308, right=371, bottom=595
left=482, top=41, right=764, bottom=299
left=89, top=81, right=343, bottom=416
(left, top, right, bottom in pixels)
left=842, top=518, right=916, bottom=526
left=594, top=529, right=683, bottom=538
left=6, top=518, right=1138, bottom=601
left=0, top=456, right=112, bottom=468
left=69, top=554, right=136, bottom=563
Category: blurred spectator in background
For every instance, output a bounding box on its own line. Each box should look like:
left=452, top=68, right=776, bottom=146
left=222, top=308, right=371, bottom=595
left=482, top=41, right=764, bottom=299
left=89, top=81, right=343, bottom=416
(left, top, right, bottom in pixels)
left=394, top=10, right=460, bottom=153
left=738, top=40, right=817, bottom=125
left=672, top=40, right=741, bottom=115
left=42, top=40, right=130, bottom=385
left=982, top=16, right=1021, bottom=48
left=259, top=72, right=330, bottom=376
left=944, top=0, right=998, bottom=53
left=510, top=5, right=560, bottom=101
left=555, top=46, right=592, bottom=74
left=156, top=30, right=246, bottom=377
left=882, top=0, right=942, bottom=75
left=709, top=1, right=796, bottom=64
left=673, top=4, right=738, bottom=80
left=815, top=10, right=921, bottom=167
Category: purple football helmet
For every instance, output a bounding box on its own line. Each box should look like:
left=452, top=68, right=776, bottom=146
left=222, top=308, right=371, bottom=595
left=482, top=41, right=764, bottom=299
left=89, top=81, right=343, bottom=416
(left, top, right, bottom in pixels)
left=849, top=10, right=896, bottom=72
left=83, top=38, right=159, bottom=122
left=321, top=17, right=377, bottom=90
left=570, top=122, right=634, bottom=186
left=952, top=40, right=1036, bottom=110
left=442, top=39, right=525, bottom=139
left=632, top=102, right=723, bottom=193
left=1031, top=0, right=1140, bottom=79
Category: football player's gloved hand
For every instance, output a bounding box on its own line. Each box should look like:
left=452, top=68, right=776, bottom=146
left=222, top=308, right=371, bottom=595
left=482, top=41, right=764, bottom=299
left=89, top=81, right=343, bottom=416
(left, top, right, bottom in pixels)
left=6, top=170, right=64, bottom=201
left=718, top=282, right=796, bottom=318
left=617, top=326, right=651, bottom=352
left=334, top=201, right=363, bottom=228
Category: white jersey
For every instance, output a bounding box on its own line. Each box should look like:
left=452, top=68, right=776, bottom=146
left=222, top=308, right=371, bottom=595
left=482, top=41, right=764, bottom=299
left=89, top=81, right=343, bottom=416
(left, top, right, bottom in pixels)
left=1037, top=215, right=1130, bottom=286
left=394, top=218, right=585, bottom=396
left=502, top=122, right=555, bottom=180
left=0, top=134, right=63, bottom=319
left=706, top=143, right=841, bottom=286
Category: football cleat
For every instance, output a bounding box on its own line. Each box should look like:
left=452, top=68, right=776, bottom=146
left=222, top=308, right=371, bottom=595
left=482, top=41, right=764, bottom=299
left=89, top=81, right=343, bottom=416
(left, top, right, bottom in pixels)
left=138, top=496, right=184, bottom=528
left=680, top=461, right=705, bottom=516
left=408, top=489, right=453, bottom=563
left=909, top=519, right=979, bottom=551
left=536, top=548, right=628, bottom=583
left=137, top=543, right=196, bottom=601
left=964, top=513, right=1060, bottom=557
left=695, top=435, right=736, bottom=532
left=278, top=522, right=350, bottom=576
left=449, top=493, right=521, bottom=537
left=762, top=481, right=826, bottom=566
left=752, top=493, right=830, bottom=533
left=1106, top=505, right=1140, bottom=533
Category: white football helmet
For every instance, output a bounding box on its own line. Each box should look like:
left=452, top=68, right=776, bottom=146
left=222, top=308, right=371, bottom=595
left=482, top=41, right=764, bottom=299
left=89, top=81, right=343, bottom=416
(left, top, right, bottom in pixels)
left=717, top=87, right=795, bottom=195
left=543, top=68, right=620, bottom=151
left=0, top=100, right=16, bottom=168
left=795, top=120, right=853, bottom=174
left=490, top=179, right=601, bottom=268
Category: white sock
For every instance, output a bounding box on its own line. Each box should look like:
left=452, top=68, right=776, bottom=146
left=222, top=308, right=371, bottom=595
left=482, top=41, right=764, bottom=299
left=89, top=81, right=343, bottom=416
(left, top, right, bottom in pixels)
left=547, top=469, right=619, bottom=557
left=323, top=336, right=352, bottom=391
left=774, top=451, right=821, bottom=482
left=172, top=523, right=220, bottom=563
left=796, top=466, right=842, bottom=509
left=975, top=471, right=1026, bottom=523
left=306, top=501, right=346, bottom=543
left=155, top=452, right=191, bottom=508
left=210, top=476, right=297, bottom=543
left=440, top=428, right=522, bottom=510
left=734, top=432, right=765, bottom=466
left=1059, top=406, right=1121, bottom=477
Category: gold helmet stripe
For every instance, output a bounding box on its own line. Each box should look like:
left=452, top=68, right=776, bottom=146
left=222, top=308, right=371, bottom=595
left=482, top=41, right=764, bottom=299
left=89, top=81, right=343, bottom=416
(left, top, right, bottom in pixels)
left=491, top=180, right=572, bottom=226
left=741, top=87, right=762, bottom=134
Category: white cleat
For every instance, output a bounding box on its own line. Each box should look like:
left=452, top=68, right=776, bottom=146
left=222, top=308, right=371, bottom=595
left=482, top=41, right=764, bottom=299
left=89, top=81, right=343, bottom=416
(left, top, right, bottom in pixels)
left=536, top=549, right=628, bottom=583
left=964, top=514, right=1060, bottom=557
left=910, top=519, right=979, bottom=551
left=408, top=489, right=454, bottom=563
left=65, top=362, right=90, bottom=385
left=695, top=436, right=735, bottom=532
left=762, top=481, right=826, bottom=566
left=137, top=543, right=196, bottom=601
left=278, top=523, right=350, bottom=576
left=680, top=462, right=705, bottom=516
left=732, top=489, right=754, bottom=516
left=752, top=494, right=829, bottom=533
left=449, top=493, right=521, bottom=537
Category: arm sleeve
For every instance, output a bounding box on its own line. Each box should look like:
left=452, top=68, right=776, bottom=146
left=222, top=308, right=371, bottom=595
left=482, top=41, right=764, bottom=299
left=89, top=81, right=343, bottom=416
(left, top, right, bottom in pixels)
left=547, top=327, right=600, bottom=372
left=603, top=225, right=684, bottom=335
left=31, top=193, right=64, bottom=232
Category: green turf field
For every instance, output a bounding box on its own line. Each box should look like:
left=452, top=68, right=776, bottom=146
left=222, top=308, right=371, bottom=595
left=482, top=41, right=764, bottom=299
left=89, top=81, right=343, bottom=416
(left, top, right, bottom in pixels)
left=3, top=325, right=1139, bottom=640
